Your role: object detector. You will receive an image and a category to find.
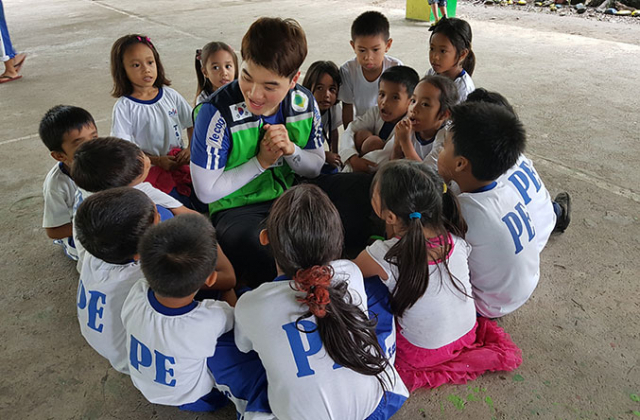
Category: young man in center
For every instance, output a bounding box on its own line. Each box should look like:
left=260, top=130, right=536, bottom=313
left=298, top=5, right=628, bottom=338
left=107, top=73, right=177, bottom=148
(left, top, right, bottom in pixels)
left=190, top=17, right=325, bottom=289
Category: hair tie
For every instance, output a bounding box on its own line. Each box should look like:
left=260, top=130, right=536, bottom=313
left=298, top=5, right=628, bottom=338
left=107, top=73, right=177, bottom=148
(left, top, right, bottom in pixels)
left=409, top=212, right=422, bottom=220
left=195, top=49, right=202, bottom=61
left=136, top=35, right=153, bottom=46
left=443, top=183, right=448, bottom=194
left=293, top=265, right=332, bottom=318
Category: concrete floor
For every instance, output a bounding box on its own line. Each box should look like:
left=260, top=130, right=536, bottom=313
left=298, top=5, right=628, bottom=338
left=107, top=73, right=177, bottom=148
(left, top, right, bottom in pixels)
left=1, top=0, right=639, bottom=419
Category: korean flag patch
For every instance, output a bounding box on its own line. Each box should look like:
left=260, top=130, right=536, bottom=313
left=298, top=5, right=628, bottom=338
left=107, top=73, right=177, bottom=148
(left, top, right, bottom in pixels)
left=230, top=102, right=251, bottom=122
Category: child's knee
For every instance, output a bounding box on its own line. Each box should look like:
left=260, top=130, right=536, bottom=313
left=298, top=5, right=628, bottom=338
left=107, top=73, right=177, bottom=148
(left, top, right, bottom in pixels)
left=361, top=136, right=385, bottom=154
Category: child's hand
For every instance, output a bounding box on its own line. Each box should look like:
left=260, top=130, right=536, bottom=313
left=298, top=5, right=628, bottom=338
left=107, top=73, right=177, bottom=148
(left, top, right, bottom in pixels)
left=156, top=155, right=179, bottom=171
left=325, top=151, right=343, bottom=169
left=395, top=119, right=412, bottom=146
left=257, top=136, right=284, bottom=169
left=174, top=148, right=191, bottom=166
left=349, top=155, right=378, bottom=173
left=262, top=124, right=295, bottom=156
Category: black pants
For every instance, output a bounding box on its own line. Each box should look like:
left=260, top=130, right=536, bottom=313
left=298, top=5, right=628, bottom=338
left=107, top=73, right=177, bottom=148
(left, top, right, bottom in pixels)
left=211, top=200, right=276, bottom=290
left=212, top=173, right=380, bottom=289
left=305, top=172, right=382, bottom=258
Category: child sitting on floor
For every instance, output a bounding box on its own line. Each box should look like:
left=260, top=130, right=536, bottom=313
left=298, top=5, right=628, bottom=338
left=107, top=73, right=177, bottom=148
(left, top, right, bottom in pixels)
left=39, top=105, right=98, bottom=260
left=74, top=187, right=158, bottom=374
left=392, top=74, right=458, bottom=167
left=122, top=214, right=235, bottom=410
left=340, top=66, right=419, bottom=173
left=354, top=160, right=521, bottom=390
left=437, top=102, right=540, bottom=318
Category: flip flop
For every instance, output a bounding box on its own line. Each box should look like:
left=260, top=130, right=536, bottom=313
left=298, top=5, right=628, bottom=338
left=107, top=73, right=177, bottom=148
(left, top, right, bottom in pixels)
left=0, top=74, right=23, bottom=84
left=13, top=54, right=27, bottom=72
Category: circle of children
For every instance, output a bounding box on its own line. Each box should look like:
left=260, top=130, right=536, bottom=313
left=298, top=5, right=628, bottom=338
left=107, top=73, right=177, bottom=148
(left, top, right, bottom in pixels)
left=39, top=10, right=572, bottom=420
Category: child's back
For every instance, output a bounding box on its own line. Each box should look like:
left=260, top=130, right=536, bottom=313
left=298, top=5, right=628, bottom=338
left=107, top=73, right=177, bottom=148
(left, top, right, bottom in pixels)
left=438, top=102, right=537, bottom=318
left=74, top=188, right=156, bottom=373
left=122, top=214, right=233, bottom=407
left=366, top=233, right=475, bottom=348
left=457, top=181, right=540, bottom=317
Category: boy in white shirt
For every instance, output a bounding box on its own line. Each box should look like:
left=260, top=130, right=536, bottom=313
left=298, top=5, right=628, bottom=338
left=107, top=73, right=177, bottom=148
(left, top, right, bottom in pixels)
left=340, top=66, right=419, bottom=173
left=70, top=137, right=197, bottom=272
left=39, top=105, right=98, bottom=260
left=339, top=11, right=402, bottom=129
left=437, top=102, right=539, bottom=318
left=122, top=214, right=235, bottom=411
left=74, top=187, right=158, bottom=374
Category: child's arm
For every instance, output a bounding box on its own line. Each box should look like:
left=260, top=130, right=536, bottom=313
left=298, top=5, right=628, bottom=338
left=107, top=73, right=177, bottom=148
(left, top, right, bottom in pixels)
left=148, top=154, right=179, bottom=171
left=169, top=205, right=199, bottom=216
left=394, top=119, right=422, bottom=162
left=329, top=128, right=339, bottom=154
left=211, top=246, right=236, bottom=291
left=174, top=127, right=194, bottom=166
left=353, top=249, right=389, bottom=281
left=45, top=223, right=73, bottom=240
left=342, top=103, right=354, bottom=130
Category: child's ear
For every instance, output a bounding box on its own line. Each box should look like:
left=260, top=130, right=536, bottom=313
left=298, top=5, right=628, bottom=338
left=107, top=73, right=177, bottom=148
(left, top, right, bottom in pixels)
left=350, top=40, right=355, bottom=51
left=457, top=48, right=469, bottom=66
left=51, top=151, right=67, bottom=163
left=290, top=71, right=301, bottom=89
left=385, top=38, right=393, bottom=53
left=204, top=270, right=218, bottom=288
left=133, top=253, right=141, bottom=262
left=437, top=109, right=451, bottom=124
left=385, top=210, right=399, bottom=228
left=153, top=207, right=161, bottom=224
left=259, top=229, right=270, bottom=246
left=455, top=156, right=470, bottom=174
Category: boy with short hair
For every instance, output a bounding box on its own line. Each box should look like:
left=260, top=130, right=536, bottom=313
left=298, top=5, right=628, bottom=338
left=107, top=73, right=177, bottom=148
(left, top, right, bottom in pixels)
left=71, top=137, right=198, bottom=271
left=190, top=17, right=325, bottom=288
left=340, top=65, right=419, bottom=173
left=339, top=11, right=403, bottom=129
left=121, top=214, right=233, bottom=409
left=39, top=105, right=98, bottom=260
left=437, top=102, right=538, bottom=318
left=75, top=187, right=158, bottom=373
left=466, top=88, right=570, bottom=248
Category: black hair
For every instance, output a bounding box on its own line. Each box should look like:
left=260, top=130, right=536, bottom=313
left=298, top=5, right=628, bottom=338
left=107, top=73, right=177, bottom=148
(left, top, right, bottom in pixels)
left=74, top=187, right=156, bottom=265
left=139, top=214, right=218, bottom=298
left=111, top=34, right=170, bottom=98
left=429, top=17, right=475, bottom=76
left=450, top=102, right=526, bottom=181
left=379, top=65, right=420, bottom=97
left=466, top=88, right=517, bottom=117
left=266, top=184, right=390, bottom=385
left=419, top=74, right=459, bottom=116
left=195, top=42, right=239, bottom=102
left=302, top=60, right=342, bottom=93
left=39, top=105, right=96, bottom=153
left=373, top=160, right=468, bottom=317
left=351, top=11, right=390, bottom=41
left=71, top=137, right=144, bottom=192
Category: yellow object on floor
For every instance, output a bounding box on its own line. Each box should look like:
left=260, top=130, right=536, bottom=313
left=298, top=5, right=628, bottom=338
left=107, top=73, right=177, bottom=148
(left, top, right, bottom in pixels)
left=406, top=0, right=458, bottom=22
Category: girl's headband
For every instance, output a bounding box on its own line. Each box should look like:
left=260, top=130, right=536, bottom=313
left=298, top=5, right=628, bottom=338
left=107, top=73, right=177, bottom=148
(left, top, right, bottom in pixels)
left=136, top=35, right=153, bottom=47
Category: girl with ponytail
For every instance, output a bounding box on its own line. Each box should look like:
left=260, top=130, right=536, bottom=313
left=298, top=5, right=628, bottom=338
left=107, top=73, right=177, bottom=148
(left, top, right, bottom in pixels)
left=426, top=17, right=476, bottom=102
left=354, top=160, right=522, bottom=390
left=233, top=184, right=408, bottom=420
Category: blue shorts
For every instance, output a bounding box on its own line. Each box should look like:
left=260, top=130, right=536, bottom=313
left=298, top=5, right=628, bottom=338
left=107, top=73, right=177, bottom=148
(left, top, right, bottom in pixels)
left=429, top=0, right=446, bottom=6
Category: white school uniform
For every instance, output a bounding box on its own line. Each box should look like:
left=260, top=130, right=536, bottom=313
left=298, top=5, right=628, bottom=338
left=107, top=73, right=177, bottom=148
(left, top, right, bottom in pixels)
left=426, top=68, right=475, bottom=103
left=121, top=279, right=234, bottom=406
left=498, top=154, right=556, bottom=252
left=111, top=87, right=193, bottom=156
left=339, top=56, right=403, bottom=118
left=321, top=103, right=343, bottom=147
left=234, top=260, right=408, bottom=420
left=42, top=163, right=76, bottom=229
left=366, top=233, right=476, bottom=349
left=76, top=254, right=141, bottom=373
left=458, top=181, right=540, bottom=318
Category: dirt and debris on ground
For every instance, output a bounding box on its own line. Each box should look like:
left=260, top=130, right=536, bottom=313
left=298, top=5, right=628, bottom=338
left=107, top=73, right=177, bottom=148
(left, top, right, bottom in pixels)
left=0, top=0, right=638, bottom=419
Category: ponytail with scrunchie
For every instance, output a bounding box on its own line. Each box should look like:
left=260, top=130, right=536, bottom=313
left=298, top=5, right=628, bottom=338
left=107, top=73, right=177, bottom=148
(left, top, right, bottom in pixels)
left=293, top=265, right=332, bottom=318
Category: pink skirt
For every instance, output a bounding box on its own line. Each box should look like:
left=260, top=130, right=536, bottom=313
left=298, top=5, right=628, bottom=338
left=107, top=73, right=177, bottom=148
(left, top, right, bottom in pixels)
left=394, top=317, right=522, bottom=391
